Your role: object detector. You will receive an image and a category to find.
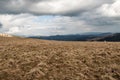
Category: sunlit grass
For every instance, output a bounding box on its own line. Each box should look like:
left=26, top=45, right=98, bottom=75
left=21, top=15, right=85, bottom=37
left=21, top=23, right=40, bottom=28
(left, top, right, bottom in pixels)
left=0, top=37, right=120, bottom=80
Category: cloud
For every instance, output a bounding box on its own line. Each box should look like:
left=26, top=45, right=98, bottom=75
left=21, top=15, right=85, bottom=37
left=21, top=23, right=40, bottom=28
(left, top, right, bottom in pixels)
left=0, top=21, right=9, bottom=33
left=0, top=0, right=120, bottom=36
left=0, top=0, right=112, bottom=16
left=0, top=22, right=2, bottom=28
left=98, top=0, right=120, bottom=17
left=0, top=14, right=96, bottom=36
left=79, top=10, right=120, bottom=26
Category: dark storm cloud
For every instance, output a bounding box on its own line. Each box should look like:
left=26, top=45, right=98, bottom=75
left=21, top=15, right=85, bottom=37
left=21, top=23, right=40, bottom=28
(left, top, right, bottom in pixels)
left=89, top=17, right=120, bottom=26
left=0, top=0, right=113, bottom=16
left=80, top=14, right=120, bottom=27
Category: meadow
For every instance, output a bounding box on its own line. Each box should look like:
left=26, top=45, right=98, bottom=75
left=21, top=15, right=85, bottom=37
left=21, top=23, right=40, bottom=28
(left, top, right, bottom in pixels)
left=0, top=37, right=120, bottom=80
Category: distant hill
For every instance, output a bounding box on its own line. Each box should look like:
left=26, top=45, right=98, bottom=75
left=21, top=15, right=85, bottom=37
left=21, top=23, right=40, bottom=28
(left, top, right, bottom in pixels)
left=89, top=33, right=120, bottom=41
left=0, top=33, right=13, bottom=37
left=29, top=32, right=112, bottom=41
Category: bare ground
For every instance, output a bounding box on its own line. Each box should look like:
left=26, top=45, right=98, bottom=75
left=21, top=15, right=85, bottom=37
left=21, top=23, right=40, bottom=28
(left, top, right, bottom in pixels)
left=0, top=37, right=120, bottom=80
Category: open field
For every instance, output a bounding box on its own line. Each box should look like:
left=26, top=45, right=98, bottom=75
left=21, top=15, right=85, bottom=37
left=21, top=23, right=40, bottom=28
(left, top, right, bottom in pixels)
left=0, top=37, right=120, bottom=80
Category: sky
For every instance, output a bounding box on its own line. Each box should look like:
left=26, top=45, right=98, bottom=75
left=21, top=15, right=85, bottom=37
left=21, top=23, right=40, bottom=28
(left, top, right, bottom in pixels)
left=0, top=0, right=120, bottom=36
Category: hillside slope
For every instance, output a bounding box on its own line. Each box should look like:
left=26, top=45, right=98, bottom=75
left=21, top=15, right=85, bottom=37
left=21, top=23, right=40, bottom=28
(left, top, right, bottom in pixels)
left=0, top=37, right=120, bottom=80
left=0, top=33, right=13, bottom=37
left=90, top=33, right=120, bottom=41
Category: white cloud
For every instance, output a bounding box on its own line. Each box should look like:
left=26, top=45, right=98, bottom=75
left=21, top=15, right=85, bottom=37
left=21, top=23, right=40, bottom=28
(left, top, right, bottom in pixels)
left=29, top=0, right=98, bottom=14
left=7, top=27, right=20, bottom=33
left=98, top=0, right=120, bottom=17
left=0, top=14, right=96, bottom=36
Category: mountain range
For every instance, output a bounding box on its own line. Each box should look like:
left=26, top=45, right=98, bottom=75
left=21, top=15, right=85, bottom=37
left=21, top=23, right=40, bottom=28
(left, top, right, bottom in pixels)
left=29, top=32, right=120, bottom=41
left=1, top=32, right=120, bottom=41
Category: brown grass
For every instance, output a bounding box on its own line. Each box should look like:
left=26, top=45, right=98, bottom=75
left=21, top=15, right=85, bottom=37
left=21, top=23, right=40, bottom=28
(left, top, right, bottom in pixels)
left=0, top=37, right=120, bottom=80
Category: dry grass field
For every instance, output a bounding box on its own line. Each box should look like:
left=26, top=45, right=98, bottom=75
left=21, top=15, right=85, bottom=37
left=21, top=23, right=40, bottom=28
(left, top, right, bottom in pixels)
left=0, top=37, right=120, bottom=80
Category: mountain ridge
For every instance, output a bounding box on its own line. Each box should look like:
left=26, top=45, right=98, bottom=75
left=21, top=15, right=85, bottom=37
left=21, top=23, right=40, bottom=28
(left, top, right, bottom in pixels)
left=29, top=32, right=113, bottom=41
left=89, top=33, right=120, bottom=41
